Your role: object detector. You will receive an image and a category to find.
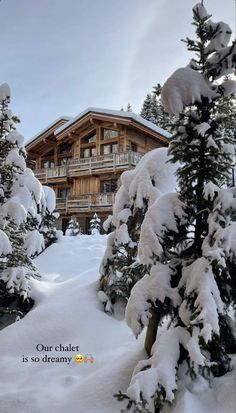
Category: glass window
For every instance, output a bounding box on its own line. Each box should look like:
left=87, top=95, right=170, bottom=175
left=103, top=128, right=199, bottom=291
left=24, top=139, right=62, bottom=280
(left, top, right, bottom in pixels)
left=103, top=129, right=119, bottom=140
left=102, top=144, right=118, bottom=155
left=88, top=134, right=96, bottom=143
left=58, top=142, right=72, bottom=154
left=83, top=148, right=91, bottom=158
left=111, top=180, right=117, bottom=192
left=81, top=132, right=96, bottom=144
left=112, top=144, right=118, bottom=153
left=81, top=148, right=96, bottom=158
left=91, top=147, right=97, bottom=157
left=131, top=142, right=137, bottom=152
left=103, top=182, right=111, bottom=193
left=103, top=145, right=111, bottom=155
left=101, top=180, right=117, bottom=193
left=43, top=160, right=54, bottom=169
left=59, top=187, right=71, bottom=198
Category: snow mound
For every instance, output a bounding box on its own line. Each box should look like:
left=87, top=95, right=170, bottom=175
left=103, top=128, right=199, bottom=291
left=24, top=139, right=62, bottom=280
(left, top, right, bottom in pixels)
left=0, top=236, right=234, bottom=413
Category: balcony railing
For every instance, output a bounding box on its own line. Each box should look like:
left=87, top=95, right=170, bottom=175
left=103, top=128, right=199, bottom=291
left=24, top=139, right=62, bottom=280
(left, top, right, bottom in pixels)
left=56, top=192, right=115, bottom=213
left=34, top=151, right=142, bottom=182
left=34, top=165, right=67, bottom=182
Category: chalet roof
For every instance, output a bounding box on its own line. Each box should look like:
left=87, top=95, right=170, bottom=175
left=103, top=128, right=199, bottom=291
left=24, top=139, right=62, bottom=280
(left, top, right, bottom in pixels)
left=26, top=116, right=72, bottom=145
left=54, top=107, right=171, bottom=138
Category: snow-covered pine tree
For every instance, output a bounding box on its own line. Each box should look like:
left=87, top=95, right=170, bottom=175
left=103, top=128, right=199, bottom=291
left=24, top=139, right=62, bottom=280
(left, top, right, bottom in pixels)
left=98, top=148, right=178, bottom=314
left=152, top=83, right=174, bottom=131
left=0, top=83, right=45, bottom=326
left=140, top=93, right=153, bottom=121
left=126, top=103, right=133, bottom=112
left=89, top=212, right=101, bottom=235
left=66, top=216, right=81, bottom=236
left=115, top=4, right=236, bottom=412
left=140, top=86, right=173, bottom=130
left=39, top=186, right=60, bottom=248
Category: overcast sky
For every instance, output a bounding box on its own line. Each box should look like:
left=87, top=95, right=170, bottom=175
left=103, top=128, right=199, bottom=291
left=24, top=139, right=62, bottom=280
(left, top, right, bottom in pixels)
left=0, top=0, right=235, bottom=141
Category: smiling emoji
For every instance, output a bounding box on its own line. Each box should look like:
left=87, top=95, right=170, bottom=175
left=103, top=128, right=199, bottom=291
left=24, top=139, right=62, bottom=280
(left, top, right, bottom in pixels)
left=74, top=354, right=85, bottom=363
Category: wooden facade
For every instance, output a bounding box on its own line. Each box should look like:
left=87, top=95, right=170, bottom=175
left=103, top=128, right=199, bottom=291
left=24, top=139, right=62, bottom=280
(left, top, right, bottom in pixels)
left=26, top=109, right=170, bottom=233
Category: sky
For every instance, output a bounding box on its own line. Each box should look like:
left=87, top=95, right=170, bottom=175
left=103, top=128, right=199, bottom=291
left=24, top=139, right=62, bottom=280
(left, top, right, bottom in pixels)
left=0, top=0, right=235, bottom=141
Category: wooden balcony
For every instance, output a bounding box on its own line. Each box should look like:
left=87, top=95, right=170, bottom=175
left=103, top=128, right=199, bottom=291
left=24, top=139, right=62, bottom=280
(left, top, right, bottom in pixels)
left=56, top=192, right=115, bottom=213
left=68, top=151, right=142, bottom=176
left=33, top=151, right=142, bottom=182
left=34, top=165, right=68, bottom=183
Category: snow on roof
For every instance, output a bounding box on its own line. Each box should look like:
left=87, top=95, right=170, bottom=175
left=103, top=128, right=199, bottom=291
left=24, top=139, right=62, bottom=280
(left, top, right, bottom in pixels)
left=54, top=107, right=171, bottom=139
left=25, top=116, right=72, bottom=146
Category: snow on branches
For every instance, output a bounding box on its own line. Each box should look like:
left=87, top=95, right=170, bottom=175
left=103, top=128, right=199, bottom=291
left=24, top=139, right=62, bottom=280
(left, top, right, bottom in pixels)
left=0, top=83, right=59, bottom=326
left=118, top=3, right=236, bottom=412
left=161, top=67, right=219, bottom=115
left=89, top=212, right=101, bottom=235
left=98, top=148, right=178, bottom=313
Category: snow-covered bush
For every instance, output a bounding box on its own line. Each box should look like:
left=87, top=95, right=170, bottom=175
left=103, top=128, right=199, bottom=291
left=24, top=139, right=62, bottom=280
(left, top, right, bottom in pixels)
left=66, top=217, right=81, bottom=236
left=116, top=4, right=236, bottom=412
left=0, top=83, right=46, bottom=326
left=89, top=212, right=101, bottom=235
left=98, top=148, right=178, bottom=313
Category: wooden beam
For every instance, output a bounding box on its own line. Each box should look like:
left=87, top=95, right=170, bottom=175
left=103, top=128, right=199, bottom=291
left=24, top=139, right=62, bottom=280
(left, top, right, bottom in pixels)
left=71, top=132, right=81, bottom=138
left=40, top=145, right=55, bottom=156
left=123, top=126, right=127, bottom=151
left=54, top=146, right=57, bottom=166
left=97, top=126, right=101, bottom=156
left=27, top=151, right=40, bottom=158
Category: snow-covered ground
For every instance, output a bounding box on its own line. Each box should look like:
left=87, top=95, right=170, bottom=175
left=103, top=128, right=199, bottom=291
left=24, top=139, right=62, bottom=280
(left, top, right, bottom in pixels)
left=0, top=235, right=235, bottom=413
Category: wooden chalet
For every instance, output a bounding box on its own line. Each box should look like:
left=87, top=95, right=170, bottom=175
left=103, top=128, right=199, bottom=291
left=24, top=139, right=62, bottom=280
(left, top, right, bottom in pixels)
left=26, top=108, right=171, bottom=233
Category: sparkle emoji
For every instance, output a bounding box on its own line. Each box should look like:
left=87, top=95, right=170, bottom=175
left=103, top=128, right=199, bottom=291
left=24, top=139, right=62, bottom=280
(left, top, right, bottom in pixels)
left=74, top=354, right=85, bottom=363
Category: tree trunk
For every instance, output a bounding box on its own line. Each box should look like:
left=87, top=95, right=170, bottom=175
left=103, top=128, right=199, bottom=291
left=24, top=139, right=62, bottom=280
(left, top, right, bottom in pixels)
left=144, top=308, right=160, bottom=356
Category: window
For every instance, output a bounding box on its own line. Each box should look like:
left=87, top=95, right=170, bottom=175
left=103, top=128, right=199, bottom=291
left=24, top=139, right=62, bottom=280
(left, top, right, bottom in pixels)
left=103, top=129, right=119, bottom=140
left=81, top=132, right=96, bottom=144
left=88, top=134, right=96, bottom=143
left=103, top=145, right=111, bottom=155
left=81, top=147, right=96, bottom=158
left=112, top=144, right=118, bottom=153
left=43, top=160, right=54, bottom=169
left=101, top=180, right=117, bottom=193
left=102, top=143, right=118, bottom=155
left=58, top=142, right=72, bottom=155
left=84, top=149, right=91, bottom=158
left=91, top=147, right=97, bottom=157
left=59, top=187, right=71, bottom=198
left=131, top=142, right=137, bottom=152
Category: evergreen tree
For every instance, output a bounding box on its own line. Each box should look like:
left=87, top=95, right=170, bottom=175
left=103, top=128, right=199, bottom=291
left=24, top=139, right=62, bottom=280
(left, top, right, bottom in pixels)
left=140, top=93, right=153, bottom=121
left=116, top=3, right=236, bottom=412
left=39, top=211, right=59, bottom=248
left=140, top=87, right=173, bottom=131
left=98, top=148, right=178, bottom=314
left=39, top=186, right=59, bottom=248
left=152, top=83, right=174, bottom=130
left=89, top=212, right=101, bottom=235
left=0, top=83, right=45, bottom=327
left=66, top=217, right=81, bottom=236
left=126, top=103, right=132, bottom=112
